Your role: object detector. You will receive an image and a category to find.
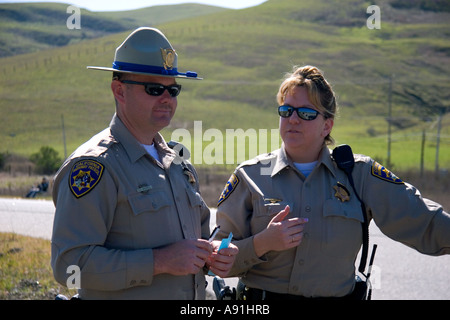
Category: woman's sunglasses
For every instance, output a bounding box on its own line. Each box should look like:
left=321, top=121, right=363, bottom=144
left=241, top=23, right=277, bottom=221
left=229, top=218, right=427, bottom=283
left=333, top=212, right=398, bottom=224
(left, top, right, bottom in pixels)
left=120, top=80, right=182, bottom=97
left=278, top=105, right=322, bottom=121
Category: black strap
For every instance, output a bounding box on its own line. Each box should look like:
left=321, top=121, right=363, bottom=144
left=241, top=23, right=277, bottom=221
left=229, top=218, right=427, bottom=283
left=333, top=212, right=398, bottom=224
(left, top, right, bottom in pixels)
left=346, top=169, right=370, bottom=273
left=332, top=145, right=369, bottom=274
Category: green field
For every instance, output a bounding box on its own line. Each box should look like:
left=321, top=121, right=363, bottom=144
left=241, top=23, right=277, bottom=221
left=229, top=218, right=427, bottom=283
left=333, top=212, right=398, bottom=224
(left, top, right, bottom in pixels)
left=0, top=0, right=449, bottom=172
left=0, top=2, right=227, bottom=56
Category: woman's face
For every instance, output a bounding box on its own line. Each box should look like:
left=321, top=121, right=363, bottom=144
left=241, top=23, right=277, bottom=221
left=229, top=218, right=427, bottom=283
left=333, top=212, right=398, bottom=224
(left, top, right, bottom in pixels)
left=279, top=86, right=333, bottom=162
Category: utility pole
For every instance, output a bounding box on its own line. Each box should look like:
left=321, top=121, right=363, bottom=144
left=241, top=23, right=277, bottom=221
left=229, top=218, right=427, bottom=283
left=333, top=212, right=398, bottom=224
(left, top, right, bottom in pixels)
left=61, top=114, right=67, bottom=159
left=435, top=110, right=443, bottom=177
left=420, top=129, right=425, bottom=178
left=387, top=75, right=392, bottom=168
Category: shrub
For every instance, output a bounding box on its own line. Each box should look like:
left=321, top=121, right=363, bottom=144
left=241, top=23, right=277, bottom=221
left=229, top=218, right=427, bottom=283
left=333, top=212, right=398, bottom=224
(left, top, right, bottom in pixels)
left=29, top=146, right=62, bottom=175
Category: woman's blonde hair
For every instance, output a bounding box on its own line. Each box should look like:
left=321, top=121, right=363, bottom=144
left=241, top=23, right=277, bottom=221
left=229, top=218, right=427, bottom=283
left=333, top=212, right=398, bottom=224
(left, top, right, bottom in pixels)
left=277, top=65, right=338, bottom=145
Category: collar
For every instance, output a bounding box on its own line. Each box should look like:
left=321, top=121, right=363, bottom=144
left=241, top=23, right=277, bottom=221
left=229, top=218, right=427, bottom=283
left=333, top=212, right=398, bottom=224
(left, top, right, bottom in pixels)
left=270, top=145, right=291, bottom=177
left=270, top=144, right=337, bottom=178
left=109, top=114, right=175, bottom=167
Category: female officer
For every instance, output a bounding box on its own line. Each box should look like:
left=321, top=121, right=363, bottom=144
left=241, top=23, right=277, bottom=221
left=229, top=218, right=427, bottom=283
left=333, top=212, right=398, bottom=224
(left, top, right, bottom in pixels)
left=215, top=65, right=450, bottom=299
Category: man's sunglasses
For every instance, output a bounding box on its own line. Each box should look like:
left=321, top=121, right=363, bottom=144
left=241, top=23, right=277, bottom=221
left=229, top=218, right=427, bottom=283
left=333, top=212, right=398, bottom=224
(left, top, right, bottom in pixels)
left=278, top=105, right=322, bottom=121
left=120, top=80, right=182, bottom=97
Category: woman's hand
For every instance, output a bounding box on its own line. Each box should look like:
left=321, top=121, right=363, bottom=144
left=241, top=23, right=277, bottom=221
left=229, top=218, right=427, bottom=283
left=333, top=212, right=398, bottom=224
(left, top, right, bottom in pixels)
left=253, top=205, right=308, bottom=257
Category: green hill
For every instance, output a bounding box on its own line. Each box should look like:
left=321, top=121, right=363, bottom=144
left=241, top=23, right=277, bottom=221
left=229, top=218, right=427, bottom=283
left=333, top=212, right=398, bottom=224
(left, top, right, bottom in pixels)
left=0, top=0, right=449, bottom=171
left=0, top=2, right=228, bottom=57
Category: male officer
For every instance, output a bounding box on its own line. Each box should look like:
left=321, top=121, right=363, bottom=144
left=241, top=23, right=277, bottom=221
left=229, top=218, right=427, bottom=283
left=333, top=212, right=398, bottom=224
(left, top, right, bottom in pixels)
left=51, top=27, right=237, bottom=300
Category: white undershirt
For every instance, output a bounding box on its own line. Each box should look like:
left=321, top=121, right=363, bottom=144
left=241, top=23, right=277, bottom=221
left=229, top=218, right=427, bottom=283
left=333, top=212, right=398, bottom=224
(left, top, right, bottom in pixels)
left=294, top=161, right=317, bottom=177
left=141, top=143, right=161, bottom=162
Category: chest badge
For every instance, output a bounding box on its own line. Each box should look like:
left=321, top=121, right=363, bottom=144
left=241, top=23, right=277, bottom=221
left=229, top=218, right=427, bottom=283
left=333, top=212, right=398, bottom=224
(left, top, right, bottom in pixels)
left=333, top=182, right=350, bottom=202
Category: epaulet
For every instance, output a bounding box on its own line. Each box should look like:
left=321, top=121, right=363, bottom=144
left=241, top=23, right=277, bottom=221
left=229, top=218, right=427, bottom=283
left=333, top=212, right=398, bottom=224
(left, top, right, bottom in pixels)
left=168, top=140, right=191, bottom=162
left=71, top=128, right=115, bottom=159
left=236, top=152, right=277, bottom=169
left=353, top=153, right=371, bottom=164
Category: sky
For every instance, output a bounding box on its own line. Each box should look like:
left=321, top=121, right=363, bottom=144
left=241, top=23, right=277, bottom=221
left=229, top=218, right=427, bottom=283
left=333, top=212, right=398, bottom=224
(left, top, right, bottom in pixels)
left=0, top=0, right=267, bottom=11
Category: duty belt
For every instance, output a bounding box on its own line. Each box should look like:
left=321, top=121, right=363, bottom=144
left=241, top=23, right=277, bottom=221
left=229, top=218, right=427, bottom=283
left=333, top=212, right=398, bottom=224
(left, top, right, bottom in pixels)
left=242, top=287, right=351, bottom=300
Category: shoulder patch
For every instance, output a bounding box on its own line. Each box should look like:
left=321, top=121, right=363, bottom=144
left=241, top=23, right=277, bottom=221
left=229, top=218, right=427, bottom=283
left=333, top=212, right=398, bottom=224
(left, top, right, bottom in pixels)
left=371, top=161, right=403, bottom=184
left=217, top=173, right=239, bottom=206
left=69, top=159, right=105, bottom=198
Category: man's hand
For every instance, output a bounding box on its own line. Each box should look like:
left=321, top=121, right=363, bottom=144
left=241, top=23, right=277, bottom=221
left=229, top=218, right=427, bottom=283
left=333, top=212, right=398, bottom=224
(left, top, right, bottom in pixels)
left=153, top=239, right=212, bottom=276
left=207, top=241, right=239, bottom=278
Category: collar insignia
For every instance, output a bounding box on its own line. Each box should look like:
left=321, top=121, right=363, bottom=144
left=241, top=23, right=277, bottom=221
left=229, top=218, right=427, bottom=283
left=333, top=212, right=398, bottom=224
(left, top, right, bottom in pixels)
left=183, top=168, right=196, bottom=185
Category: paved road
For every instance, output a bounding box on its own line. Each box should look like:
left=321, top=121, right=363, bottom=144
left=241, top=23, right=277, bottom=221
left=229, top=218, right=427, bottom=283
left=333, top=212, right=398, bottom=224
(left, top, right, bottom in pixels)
left=1, top=197, right=449, bottom=300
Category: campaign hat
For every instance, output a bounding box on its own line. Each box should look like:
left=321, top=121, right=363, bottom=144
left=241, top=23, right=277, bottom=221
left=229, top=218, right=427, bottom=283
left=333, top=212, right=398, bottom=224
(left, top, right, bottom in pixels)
left=87, top=27, right=201, bottom=80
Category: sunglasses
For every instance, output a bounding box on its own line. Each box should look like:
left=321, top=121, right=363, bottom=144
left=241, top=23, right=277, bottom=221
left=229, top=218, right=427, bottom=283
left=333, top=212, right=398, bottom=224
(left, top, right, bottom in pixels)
left=120, top=80, right=182, bottom=97
left=278, top=105, right=322, bottom=121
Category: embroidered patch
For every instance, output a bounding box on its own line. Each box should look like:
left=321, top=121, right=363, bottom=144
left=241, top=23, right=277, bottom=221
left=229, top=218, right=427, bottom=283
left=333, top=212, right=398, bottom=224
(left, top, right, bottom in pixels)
left=217, top=173, right=239, bottom=206
left=371, top=161, right=403, bottom=184
left=69, top=159, right=104, bottom=198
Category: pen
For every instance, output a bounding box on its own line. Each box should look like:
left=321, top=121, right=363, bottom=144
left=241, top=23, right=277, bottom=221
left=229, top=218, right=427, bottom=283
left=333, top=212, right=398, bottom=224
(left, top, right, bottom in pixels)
left=208, top=225, right=220, bottom=242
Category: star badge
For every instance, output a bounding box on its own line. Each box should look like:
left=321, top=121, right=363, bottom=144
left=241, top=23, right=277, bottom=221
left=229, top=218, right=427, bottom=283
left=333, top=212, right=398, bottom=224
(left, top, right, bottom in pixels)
left=333, top=182, right=350, bottom=202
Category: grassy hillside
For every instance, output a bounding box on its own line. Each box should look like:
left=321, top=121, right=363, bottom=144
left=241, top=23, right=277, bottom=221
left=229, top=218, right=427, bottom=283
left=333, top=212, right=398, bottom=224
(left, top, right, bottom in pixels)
left=0, top=2, right=228, bottom=57
left=0, top=0, right=449, bottom=172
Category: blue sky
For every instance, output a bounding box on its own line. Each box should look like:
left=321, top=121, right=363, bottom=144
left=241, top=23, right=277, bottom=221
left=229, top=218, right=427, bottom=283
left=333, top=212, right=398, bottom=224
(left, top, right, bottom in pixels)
left=0, top=0, right=267, bottom=11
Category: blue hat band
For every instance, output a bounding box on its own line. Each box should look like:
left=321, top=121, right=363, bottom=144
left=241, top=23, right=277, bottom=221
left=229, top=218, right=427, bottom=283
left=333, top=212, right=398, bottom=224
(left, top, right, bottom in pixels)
left=112, top=61, right=197, bottom=78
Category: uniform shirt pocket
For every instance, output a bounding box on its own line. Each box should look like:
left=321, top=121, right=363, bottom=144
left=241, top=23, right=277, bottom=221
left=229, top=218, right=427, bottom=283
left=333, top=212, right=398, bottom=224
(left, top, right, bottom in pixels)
left=184, top=187, right=207, bottom=237
left=251, top=198, right=293, bottom=233
left=253, top=198, right=292, bottom=217
left=128, top=191, right=170, bottom=215
left=321, top=198, right=363, bottom=259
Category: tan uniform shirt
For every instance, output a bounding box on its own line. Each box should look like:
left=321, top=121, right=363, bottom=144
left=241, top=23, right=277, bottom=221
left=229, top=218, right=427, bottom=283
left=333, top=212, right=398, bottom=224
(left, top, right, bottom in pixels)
left=51, top=114, right=210, bottom=300
left=216, top=145, right=450, bottom=298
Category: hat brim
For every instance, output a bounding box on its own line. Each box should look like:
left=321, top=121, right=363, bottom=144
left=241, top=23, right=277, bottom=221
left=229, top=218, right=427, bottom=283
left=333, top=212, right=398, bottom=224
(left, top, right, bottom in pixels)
left=86, top=66, right=203, bottom=80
